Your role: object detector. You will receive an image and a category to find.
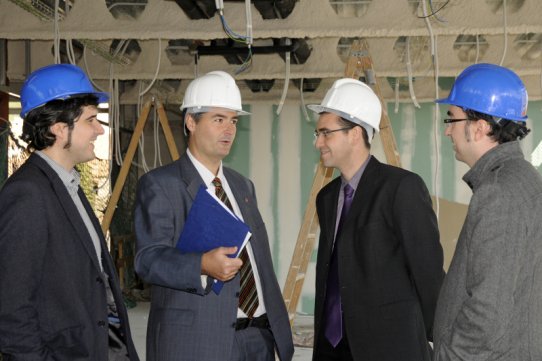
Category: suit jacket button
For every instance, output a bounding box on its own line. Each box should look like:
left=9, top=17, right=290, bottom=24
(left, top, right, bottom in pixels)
left=98, top=320, right=106, bottom=327
left=231, top=322, right=236, bottom=328
left=235, top=292, right=240, bottom=297
left=96, top=277, right=103, bottom=284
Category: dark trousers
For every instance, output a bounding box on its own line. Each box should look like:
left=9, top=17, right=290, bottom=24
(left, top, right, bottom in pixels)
left=314, top=322, right=354, bottom=361
left=229, top=325, right=275, bottom=361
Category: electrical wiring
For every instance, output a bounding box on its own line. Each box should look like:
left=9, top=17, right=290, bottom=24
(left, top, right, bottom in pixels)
left=421, top=0, right=441, bottom=219
left=276, top=51, right=291, bottom=115
left=416, top=0, right=449, bottom=19
left=475, top=35, right=481, bottom=64
left=139, top=38, right=162, bottom=96
left=216, top=0, right=253, bottom=74
left=82, top=46, right=107, bottom=92
left=299, top=78, right=312, bottom=123
left=53, top=0, right=60, bottom=64
left=405, top=37, right=421, bottom=109
left=499, top=0, right=508, bottom=66
left=234, top=46, right=253, bottom=75
left=428, top=0, right=447, bottom=23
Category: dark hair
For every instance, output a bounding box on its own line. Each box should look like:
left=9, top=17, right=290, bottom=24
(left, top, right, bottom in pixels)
left=336, top=117, right=371, bottom=149
left=183, top=111, right=204, bottom=138
left=465, top=109, right=531, bottom=144
left=22, top=94, right=99, bottom=151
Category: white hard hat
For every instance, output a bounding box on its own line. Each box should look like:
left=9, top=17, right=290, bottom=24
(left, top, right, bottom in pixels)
left=180, top=70, right=250, bottom=116
left=308, top=78, right=382, bottom=142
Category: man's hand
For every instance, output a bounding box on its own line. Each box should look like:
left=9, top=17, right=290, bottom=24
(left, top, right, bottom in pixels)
left=201, top=246, right=243, bottom=281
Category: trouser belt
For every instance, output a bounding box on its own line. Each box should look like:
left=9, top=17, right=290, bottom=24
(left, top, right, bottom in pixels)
left=235, top=314, right=269, bottom=331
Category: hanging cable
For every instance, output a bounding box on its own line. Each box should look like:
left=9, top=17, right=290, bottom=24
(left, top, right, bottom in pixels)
left=474, top=34, right=481, bottom=64
left=276, top=50, right=291, bottom=115
left=299, top=78, right=312, bottom=123
left=216, top=0, right=253, bottom=74
left=499, top=0, right=508, bottom=66
left=405, top=37, right=421, bottom=109
left=139, top=39, right=162, bottom=96
left=421, top=0, right=441, bottom=219
left=417, top=0, right=449, bottom=20
left=53, top=0, right=61, bottom=64
left=82, top=47, right=107, bottom=92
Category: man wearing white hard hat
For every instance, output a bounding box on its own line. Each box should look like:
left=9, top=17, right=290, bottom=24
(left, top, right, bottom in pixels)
left=433, top=64, right=542, bottom=360
left=134, top=71, right=294, bottom=361
left=0, top=64, right=139, bottom=360
left=308, top=78, right=444, bottom=361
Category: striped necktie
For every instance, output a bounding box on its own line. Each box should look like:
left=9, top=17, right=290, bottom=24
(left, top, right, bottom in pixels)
left=212, top=177, right=259, bottom=318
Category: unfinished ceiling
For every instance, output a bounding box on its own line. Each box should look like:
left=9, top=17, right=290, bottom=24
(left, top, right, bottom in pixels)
left=1, top=0, right=542, bottom=105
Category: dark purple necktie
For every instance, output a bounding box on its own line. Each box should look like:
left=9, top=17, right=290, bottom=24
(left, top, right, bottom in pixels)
left=324, top=184, right=355, bottom=347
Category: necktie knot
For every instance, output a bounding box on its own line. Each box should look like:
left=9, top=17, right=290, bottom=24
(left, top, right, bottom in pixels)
left=212, top=177, right=222, bottom=189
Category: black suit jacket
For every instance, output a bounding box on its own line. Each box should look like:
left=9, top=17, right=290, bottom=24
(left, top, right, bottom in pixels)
left=0, top=154, right=139, bottom=361
left=313, top=156, right=444, bottom=361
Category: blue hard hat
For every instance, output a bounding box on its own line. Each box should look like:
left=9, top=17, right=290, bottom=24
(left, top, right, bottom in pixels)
left=20, top=64, right=109, bottom=118
left=436, top=63, right=528, bottom=122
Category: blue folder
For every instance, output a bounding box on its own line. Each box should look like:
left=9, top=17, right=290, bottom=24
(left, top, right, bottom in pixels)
left=176, top=185, right=251, bottom=294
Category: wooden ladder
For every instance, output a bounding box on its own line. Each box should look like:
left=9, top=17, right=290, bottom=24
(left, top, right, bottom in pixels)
left=282, top=39, right=402, bottom=325
left=101, top=99, right=180, bottom=234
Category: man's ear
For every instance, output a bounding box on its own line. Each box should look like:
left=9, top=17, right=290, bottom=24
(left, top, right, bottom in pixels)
left=474, top=119, right=492, bottom=141
left=49, top=122, right=66, bottom=138
left=185, top=113, right=196, bottom=133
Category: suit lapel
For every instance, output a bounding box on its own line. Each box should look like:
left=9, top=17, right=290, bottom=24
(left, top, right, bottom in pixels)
left=340, top=156, right=381, bottom=235
left=29, top=155, right=103, bottom=272
left=179, top=153, right=205, bottom=201
left=321, top=178, right=341, bottom=258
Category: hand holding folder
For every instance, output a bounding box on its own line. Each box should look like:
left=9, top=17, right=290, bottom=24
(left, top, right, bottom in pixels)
left=176, top=185, right=252, bottom=294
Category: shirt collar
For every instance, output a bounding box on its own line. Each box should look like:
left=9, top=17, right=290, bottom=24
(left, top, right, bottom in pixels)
left=186, top=148, right=225, bottom=187
left=341, top=155, right=371, bottom=191
left=35, top=151, right=81, bottom=196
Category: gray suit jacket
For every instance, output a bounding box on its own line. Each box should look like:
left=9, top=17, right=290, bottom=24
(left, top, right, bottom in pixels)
left=134, top=153, right=294, bottom=361
left=433, top=142, right=542, bottom=360
left=0, top=153, right=139, bottom=361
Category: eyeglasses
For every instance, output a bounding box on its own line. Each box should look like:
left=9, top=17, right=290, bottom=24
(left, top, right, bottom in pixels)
left=443, top=118, right=470, bottom=124
left=313, top=127, right=354, bottom=139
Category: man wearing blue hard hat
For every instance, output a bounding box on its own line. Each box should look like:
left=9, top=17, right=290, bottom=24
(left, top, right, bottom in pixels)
left=432, top=63, right=542, bottom=360
left=0, top=64, right=139, bottom=360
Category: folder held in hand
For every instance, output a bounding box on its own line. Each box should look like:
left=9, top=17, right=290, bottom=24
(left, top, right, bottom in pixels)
left=176, top=185, right=252, bottom=294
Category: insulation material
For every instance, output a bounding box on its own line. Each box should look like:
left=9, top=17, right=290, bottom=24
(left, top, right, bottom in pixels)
left=2, top=0, right=542, bottom=102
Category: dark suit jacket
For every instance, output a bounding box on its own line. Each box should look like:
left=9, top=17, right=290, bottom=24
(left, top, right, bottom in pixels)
left=134, top=153, right=293, bottom=361
left=0, top=154, right=139, bottom=360
left=313, top=156, right=444, bottom=361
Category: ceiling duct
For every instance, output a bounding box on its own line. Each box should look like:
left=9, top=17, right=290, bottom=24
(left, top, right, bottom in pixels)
left=8, top=0, right=71, bottom=21
left=252, top=0, right=296, bottom=19
left=244, top=79, right=275, bottom=92
left=169, top=0, right=297, bottom=20
left=106, top=0, right=148, bottom=20
left=166, top=39, right=200, bottom=65
left=292, top=78, right=321, bottom=92
left=195, top=38, right=299, bottom=63
left=485, top=0, right=525, bottom=13
left=51, top=39, right=84, bottom=64
left=170, top=0, right=216, bottom=19
left=514, top=33, right=542, bottom=61
left=453, top=35, right=489, bottom=63
left=330, top=0, right=372, bottom=18
left=110, top=40, right=142, bottom=64
left=277, top=38, right=311, bottom=64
